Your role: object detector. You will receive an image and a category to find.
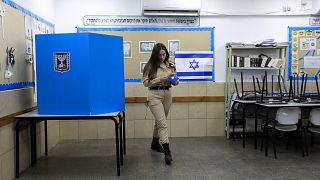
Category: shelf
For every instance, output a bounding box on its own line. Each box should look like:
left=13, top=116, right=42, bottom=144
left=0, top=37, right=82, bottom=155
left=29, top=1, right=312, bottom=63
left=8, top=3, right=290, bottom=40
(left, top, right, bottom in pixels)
left=224, top=44, right=288, bottom=138
left=226, top=45, right=288, bottom=50
left=230, top=67, right=281, bottom=70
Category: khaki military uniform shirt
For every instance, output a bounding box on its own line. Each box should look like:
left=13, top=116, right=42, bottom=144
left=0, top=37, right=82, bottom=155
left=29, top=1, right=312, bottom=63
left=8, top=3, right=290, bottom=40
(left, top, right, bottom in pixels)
left=142, top=62, right=176, bottom=88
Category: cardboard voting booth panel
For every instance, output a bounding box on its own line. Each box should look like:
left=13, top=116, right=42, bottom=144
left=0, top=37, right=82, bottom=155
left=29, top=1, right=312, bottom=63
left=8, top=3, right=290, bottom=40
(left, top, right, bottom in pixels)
left=36, top=33, right=124, bottom=115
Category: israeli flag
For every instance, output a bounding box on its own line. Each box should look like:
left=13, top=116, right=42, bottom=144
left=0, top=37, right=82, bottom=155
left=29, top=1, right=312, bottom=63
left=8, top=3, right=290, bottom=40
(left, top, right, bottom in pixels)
left=175, top=51, right=214, bottom=80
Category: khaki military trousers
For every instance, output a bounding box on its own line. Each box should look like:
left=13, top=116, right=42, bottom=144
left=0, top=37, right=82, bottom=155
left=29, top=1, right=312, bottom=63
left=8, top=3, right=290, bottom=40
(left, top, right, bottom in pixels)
left=148, top=89, right=172, bottom=144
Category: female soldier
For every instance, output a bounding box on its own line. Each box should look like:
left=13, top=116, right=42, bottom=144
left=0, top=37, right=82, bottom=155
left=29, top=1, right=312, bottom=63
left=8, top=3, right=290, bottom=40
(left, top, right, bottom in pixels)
left=142, top=43, right=179, bottom=165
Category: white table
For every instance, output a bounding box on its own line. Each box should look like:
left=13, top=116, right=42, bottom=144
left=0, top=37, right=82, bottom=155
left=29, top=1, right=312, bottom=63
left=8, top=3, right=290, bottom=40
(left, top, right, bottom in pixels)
left=255, top=101, right=320, bottom=156
left=14, top=110, right=125, bottom=177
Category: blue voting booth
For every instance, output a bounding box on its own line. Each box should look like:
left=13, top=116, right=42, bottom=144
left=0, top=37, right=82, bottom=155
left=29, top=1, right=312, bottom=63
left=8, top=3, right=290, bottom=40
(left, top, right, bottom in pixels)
left=36, top=33, right=125, bottom=115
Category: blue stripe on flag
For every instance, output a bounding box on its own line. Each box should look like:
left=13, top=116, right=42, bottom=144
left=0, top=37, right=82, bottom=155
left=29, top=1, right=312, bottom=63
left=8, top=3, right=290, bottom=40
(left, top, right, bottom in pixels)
left=177, top=72, right=212, bottom=76
left=175, top=54, right=213, bottom=58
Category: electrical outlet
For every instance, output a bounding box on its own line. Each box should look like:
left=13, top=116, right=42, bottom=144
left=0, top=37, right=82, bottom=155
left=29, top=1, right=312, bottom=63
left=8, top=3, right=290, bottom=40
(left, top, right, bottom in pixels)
left=282, top=6, right=291, bottom=12
left=282, top=6, right=286, bottom=12
left=5, top=69, right=12, bottom=79
left=0, top=6, right=6, bottom=16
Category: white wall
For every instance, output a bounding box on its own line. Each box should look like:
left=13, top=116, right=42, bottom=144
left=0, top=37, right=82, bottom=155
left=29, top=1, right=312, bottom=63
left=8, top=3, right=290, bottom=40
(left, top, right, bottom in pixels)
left=313, top=0, right=320, bottom=10
left=201, top=0, right=316, bottom=15
left=11, top=0, right=55, bottom=23
left=54, top=0, right=141, bottom=33
left=54, top=0, right=316, bottom=82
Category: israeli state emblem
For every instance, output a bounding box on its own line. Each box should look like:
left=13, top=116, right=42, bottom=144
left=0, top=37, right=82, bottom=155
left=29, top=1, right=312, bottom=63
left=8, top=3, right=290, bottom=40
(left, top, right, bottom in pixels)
left=54, top=52, right=70, bottom=72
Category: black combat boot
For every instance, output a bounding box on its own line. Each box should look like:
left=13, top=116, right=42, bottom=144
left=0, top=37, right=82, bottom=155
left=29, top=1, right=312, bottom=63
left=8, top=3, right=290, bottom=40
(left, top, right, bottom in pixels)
left=162, top=143, right=173, bottom=165
left=150, top=137, right=164, bottom=153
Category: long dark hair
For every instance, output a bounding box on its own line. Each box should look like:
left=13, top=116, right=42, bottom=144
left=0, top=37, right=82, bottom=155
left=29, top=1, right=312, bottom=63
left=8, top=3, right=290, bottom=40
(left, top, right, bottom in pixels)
left=143, top=43, right=169, bottom=79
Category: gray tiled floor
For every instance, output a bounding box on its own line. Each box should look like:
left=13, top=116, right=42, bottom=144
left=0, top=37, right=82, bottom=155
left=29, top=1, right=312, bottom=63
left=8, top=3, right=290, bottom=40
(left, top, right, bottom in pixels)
left=17, top=136, right=320, bottom=180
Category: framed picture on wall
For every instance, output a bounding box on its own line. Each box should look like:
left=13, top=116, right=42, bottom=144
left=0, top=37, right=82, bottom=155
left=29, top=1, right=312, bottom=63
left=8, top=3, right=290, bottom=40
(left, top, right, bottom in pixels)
left=140, top=62, right=147, bottom=74
left=123, top=41, right=132, bottom=58
left=168, top=40, right=180, bottom=57
left=139, top=41, right=156, bottom=53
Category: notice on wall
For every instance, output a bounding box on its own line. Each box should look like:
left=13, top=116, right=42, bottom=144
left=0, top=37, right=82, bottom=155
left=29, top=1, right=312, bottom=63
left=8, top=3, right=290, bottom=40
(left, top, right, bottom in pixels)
left=304, top=56, right=320, bottom=68
left=310, top=17, right=320, bottom=26
left=289, top=27, right=320, bottom=79
left=300, top=38, right=316, bottom=50
left=83, top=16, right=200, bottom=27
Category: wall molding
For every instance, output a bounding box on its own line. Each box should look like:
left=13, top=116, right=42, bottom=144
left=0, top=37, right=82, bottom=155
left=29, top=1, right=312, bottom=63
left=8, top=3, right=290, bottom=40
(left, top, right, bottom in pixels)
left=0, top=106, right=37, bottom=128
left=126, top=96, right=225, bottom=103
left=0, top=96, right=225, bottom=127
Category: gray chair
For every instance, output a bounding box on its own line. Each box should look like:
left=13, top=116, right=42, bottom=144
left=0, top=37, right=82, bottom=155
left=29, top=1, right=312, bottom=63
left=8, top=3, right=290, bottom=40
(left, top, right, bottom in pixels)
left=306, top=108, right=320, bottom=155
left=268, top=107, right=304, bottom=158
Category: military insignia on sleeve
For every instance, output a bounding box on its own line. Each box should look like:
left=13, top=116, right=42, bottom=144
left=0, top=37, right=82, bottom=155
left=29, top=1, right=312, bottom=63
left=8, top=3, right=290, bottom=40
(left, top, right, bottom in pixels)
left=54, top=52, right=70, bottom=72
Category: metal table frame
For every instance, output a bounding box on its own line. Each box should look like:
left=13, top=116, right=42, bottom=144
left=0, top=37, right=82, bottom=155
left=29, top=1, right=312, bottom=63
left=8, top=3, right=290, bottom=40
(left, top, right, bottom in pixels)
left=14, top=110, right=126, bottom=178
left=255, top=102, right=320, bottom=156
left=232, top=99, right=257, bottom=148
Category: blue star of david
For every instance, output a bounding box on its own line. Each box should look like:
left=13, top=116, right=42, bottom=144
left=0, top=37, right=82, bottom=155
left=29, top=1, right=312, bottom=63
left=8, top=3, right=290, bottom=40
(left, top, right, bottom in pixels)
left=189, top=59, right=199, bottom=70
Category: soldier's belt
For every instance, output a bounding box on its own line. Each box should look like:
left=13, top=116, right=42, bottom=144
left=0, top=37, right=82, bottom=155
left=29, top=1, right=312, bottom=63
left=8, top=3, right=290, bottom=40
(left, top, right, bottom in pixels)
left=149, top=86, right=170, bottom=90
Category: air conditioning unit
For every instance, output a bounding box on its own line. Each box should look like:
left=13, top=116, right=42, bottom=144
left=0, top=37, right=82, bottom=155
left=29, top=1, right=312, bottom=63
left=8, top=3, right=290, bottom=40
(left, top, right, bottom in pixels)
left=142, top=0, right=201, bottom=16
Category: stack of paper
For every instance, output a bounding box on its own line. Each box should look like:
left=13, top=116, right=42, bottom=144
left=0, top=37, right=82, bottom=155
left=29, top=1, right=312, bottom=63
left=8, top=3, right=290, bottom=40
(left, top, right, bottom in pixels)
left=255, top=39, right=276, bottom=47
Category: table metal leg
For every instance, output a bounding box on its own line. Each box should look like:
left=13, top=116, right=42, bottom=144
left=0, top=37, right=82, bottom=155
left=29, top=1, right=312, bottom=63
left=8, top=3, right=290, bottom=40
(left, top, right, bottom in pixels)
left=231, top=102, right=236, bottom=141
left=311, top=132, right=314, bottom=147
left=33, top=121, right=37, bottom=164
left=254, top=107, right=259, bottom=149
left=123, top=111, right=126, bottom=155
left=30, top=122, right=35, bottom=166
left=15, top=120, right=21, bottom=178
left=45, top=120, right=48, bottom=156
left=265, top=110, right=269, bottom=157
left=119, top=116, right=123, bottom=165
left=112, top=117, right=120, bottom=176
left=242, top=104, right=246, bottom=148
